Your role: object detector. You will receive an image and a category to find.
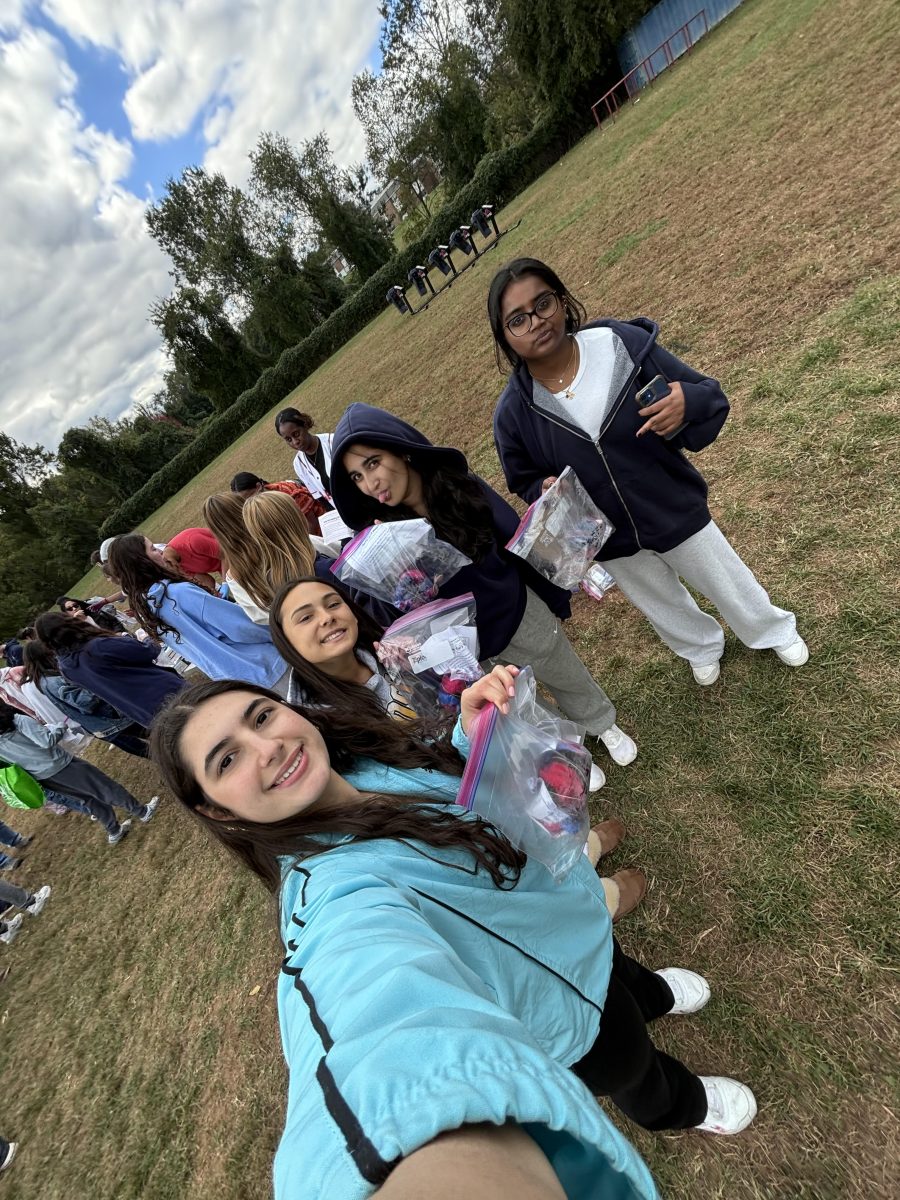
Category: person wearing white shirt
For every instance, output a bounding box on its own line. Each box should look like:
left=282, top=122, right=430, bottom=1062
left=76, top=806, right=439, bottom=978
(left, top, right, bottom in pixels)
left=274, top=407, right=334, bottom=505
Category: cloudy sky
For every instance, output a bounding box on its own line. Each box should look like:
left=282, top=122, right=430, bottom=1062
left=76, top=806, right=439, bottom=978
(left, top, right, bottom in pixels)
left=0, top=0, right=382, bottom=450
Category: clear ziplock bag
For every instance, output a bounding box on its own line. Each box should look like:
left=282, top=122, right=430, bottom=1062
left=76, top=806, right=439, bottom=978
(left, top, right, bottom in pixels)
left=457, top=667, right=590, bottom=880
left=376, top=594, right=483, bottom=717
left=506, top=466, right=615, bottom=591
left=332, top=518, right=472, bottom=613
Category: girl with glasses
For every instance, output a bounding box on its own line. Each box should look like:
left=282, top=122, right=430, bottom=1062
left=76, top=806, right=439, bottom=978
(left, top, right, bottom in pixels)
left=488, top=258, right=808, bottom=685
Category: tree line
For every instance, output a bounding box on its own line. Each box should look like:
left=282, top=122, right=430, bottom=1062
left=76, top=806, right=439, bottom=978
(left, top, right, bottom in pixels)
left=1, top=0, right=652, bottom=635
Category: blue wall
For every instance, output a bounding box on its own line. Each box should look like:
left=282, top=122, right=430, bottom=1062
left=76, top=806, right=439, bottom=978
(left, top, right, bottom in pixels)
left=617, top=0, right=745, bottom=86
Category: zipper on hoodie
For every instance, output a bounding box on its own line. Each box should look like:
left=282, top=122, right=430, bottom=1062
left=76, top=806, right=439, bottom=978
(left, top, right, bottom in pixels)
left=528, top=359, right=645, bottom=551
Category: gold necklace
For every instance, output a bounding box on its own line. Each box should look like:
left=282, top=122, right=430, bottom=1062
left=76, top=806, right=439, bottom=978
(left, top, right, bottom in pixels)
left=532, top=336, right=579, bottom=398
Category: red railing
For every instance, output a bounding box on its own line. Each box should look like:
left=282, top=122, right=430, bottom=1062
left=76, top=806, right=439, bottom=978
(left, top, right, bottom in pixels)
left=591, top=9, right=709, bottom=127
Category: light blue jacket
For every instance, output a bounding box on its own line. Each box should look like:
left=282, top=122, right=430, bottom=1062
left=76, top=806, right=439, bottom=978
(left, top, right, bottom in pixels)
left=272, top=725, right=658, bottom=1200
left=0, top=715, right=71, bottom=780
left=147, top=581, right=287, bottom=687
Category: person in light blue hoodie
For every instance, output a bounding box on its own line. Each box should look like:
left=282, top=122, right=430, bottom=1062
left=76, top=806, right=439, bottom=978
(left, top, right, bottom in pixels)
left=107, top=534, right=290, bottom=695
left=150, top=669, right=757, bottom=1200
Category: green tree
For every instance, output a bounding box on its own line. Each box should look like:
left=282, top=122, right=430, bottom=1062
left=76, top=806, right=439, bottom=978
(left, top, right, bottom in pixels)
left=0, top=434, right=54, bottom=538
left=493, top=0, right=653, bottom=117
left=251, top=131, right=393, bottom=281
left=150, top=287, right=268, bottom=412
left=352, top=68, right=433, bottom=217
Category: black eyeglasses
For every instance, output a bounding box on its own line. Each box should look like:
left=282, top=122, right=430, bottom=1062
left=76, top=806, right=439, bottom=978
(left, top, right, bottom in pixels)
left=504, top=292, right=560, bottom=337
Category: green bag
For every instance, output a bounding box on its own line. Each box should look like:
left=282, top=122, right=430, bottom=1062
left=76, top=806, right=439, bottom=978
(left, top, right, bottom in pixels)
left=0, top=764, right=46, bottom=810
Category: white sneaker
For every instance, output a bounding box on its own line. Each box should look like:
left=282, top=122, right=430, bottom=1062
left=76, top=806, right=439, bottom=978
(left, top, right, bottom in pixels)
left=589, top=762, right=606, bottom=791
left=0, top=1141, right=16, bottom=1171
left=26, top=885, right=51, bottom=917
left=0, top=914, right=24, bottom=945
left=140, top=796, right=160, bottom=823
left=598, top=724, right=638, bottom=766
left=691, top=661, right=720, bottom=686
left=655, top=967, right=711, bottom=1014
left=774, top=636, right=809, bottom=667
left=696, top=1076, right=757, bottom=1134
left=108, top=820, right=132, bottom=846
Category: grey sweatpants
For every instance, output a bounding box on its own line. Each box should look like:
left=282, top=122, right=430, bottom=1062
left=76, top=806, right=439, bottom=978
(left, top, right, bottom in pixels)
left=0, top=879, right=33, bottom=909
left=47, top=759, right=145, bottom=835
left=602, top=521, right=797, bottom=667
left=488, top=587, right=617, bottom=735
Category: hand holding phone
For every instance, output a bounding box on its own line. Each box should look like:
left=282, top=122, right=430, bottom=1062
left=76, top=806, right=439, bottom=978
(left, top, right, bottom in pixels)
left=635, top=376, right=687, bottom=439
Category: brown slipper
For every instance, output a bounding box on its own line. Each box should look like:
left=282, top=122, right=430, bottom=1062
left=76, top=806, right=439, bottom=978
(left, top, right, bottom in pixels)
left=608, top=868, right=648, bottom=922
left=592, top=818, right=626, bottom=858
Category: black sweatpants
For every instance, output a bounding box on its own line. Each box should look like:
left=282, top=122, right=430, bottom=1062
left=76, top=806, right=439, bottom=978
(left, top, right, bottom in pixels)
left=571, top=940, right=708, bottom=1130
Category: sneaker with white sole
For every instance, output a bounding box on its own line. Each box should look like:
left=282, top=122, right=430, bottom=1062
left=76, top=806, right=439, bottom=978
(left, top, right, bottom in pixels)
left=0, top=1141, right=17, bottom=1171
left=696, top=1076, right=758, bottom=1134
left=108, top=820, right=132, bottom=846
left=139, top=796, right=160, bottom=823
left=655, top=967, right=711, bottom=1014
left=589, top=762, right=606, bottom=792
left=691, top=661, right=721, bottom=685
left=0, top=914, right=24, bottom=945
left=598, top=724, right=638, bottom=766
left=26, top=885, right=51, bottom=917
left=774, top=636, right=809, bottom=667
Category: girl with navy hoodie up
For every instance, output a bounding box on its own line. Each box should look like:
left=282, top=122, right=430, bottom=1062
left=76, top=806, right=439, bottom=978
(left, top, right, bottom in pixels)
left=329, top=403, right=638, bottom=780
left=489, top=259, right=808, bottom=686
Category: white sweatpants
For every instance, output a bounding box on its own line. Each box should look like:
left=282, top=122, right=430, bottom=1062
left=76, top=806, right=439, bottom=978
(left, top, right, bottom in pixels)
left=601, top=522, right=797, bottom=667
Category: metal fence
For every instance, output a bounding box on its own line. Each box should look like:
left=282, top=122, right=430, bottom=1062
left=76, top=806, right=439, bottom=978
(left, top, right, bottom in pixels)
left=617, top=0, right=745, bottom=78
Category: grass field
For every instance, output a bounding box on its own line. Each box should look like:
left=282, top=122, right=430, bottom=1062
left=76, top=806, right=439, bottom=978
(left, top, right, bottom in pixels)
left=15, top=0, right=900, bottom=1196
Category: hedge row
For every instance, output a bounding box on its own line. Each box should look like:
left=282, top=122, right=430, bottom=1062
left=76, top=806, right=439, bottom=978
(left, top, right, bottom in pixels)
left=99, top=113, right=575, bottom=539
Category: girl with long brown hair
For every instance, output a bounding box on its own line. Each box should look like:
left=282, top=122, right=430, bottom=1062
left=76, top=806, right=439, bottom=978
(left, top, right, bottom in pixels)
left=32, top=612, right=185, bottom=728
left=149, top=669, right=754, bottom=1199
left=105, top=534, right=289, bottom=694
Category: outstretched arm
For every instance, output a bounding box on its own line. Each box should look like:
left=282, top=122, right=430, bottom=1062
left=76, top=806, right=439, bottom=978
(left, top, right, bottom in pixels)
left=376, top=1123, right=565, bottom=1199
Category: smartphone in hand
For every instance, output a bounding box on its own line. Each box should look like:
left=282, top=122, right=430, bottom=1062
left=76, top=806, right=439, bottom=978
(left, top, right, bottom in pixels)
left=635, top=374, right=670, bottom=408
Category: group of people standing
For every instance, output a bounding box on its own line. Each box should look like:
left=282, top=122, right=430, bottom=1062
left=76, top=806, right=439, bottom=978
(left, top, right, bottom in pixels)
left=3, top=257, right=808, bottom=1197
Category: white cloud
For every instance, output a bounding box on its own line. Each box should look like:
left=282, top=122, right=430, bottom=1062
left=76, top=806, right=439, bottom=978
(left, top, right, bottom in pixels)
left=0, top=1, right=382, bottom=450
left=43, top=0, right=380, bottom=176
left=0, top=25, right=170, bottom=449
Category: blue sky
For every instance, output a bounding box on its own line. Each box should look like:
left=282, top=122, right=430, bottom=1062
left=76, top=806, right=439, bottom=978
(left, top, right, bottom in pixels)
left=0, top=0, right=383, bottom=449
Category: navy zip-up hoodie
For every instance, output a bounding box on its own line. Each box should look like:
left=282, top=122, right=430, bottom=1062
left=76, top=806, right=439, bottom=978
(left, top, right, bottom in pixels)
left=330, top=404, right=571, bottom=659
left=493, top=318, right=730, bottom=560
left=57, top=636, right=185, bottom=727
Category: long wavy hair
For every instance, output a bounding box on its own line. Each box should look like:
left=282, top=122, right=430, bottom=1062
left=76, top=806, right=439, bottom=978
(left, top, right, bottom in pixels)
left=487, top=257, right=588, bottom=372
left=241, top=491, right=317, bottom=609
left=150, top=679, right=524, bottom=893
left=202, top=493, right=268, bottom=602
left=107, top=534, right=193, bottom=641
left=34, top=611, right=121, bottom=654
left=269, top=575, right=396, bottom=722
left=21, top=640, right=60, bottom=686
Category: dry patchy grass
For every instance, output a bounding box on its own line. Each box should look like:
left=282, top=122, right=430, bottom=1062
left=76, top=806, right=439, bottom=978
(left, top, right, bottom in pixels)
left=27, top=0, right=900, bottom=1195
